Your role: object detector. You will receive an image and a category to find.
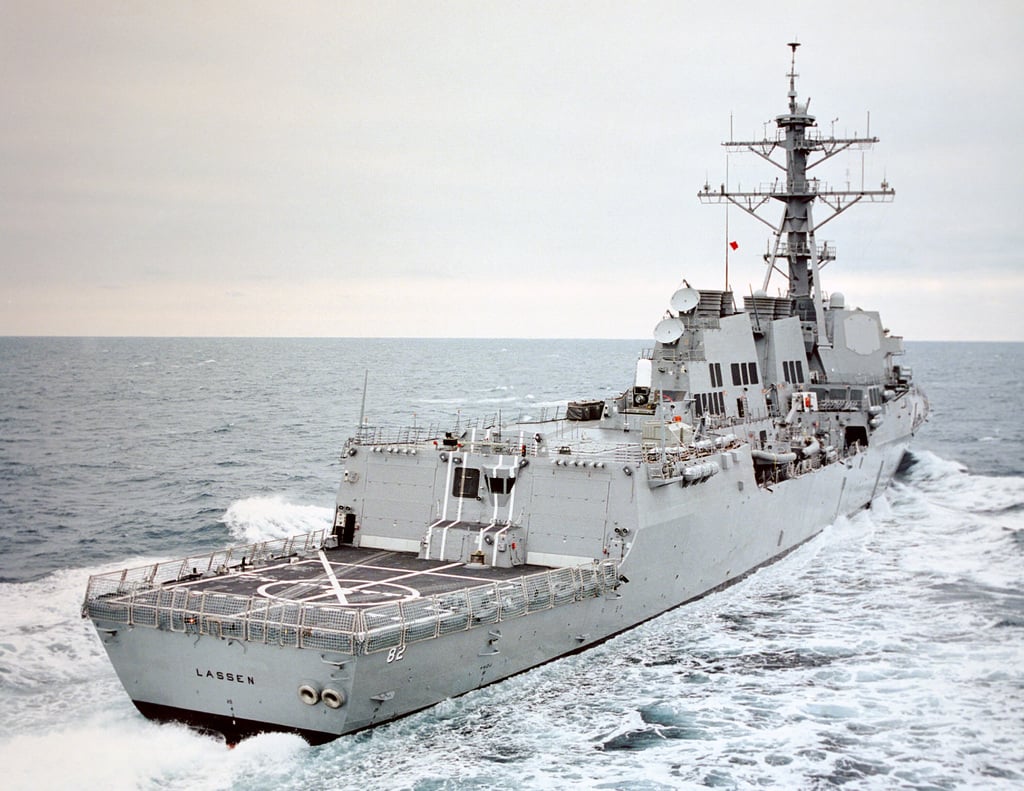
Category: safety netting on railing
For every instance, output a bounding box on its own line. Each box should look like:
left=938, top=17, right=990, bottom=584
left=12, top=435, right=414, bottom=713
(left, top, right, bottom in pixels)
left=83, top=532, right=620, bottom=656
left=83, top=530, right=330, bottom=603
left=358, top=560, right=619, bottom=654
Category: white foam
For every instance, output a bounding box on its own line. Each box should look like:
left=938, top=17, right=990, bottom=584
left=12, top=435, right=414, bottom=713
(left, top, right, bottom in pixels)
left=2, top=718, right=215, bottom=790
left=219, top=496, right=333, bottom=544
left=1, top=714, right=315, bottom=791
left=0, top=567, right=130, bottom=730
left=410, top=397, right=463, bottom=405
left=474, top=395, right=519, bottom=405
left=905, top=452, right=1024, bottom=513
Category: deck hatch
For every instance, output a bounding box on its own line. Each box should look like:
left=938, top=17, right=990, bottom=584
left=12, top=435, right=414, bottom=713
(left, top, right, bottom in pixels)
left=453, top=467, right=480, bottom=498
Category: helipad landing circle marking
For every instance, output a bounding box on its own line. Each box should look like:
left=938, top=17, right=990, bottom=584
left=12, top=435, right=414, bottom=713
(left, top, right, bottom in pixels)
left=256, top=578, right=420, bottom=605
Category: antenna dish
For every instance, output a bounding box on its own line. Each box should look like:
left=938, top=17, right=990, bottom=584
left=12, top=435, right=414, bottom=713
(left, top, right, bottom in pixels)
left=670, top=287, right=700, bottom=314
left=653, top=317, right=684, bottom=344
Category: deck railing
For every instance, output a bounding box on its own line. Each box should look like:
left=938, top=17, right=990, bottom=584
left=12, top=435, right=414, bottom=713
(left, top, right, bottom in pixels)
left=83, top=532, right=621, bottom=656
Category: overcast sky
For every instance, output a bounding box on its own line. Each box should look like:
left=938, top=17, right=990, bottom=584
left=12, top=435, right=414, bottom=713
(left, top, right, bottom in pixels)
left=2, top=1, right=1022, bottom=340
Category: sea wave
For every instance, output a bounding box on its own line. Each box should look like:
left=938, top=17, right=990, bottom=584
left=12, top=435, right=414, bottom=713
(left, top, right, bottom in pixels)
left=218, top=496, right=333, bottom=544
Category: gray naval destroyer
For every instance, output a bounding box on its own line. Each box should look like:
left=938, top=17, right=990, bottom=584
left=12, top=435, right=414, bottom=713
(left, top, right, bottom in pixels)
left=83, top=44, right=928, bottom=745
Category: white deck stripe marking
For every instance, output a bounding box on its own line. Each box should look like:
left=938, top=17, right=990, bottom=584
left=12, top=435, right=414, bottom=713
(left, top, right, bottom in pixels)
left=318, top=549, right=350, bottom=605
left=325, top=558, right=499, bottom=583
left=166, top=554, right=504, bottom=603
left=337, top=560, right=467, bottom=596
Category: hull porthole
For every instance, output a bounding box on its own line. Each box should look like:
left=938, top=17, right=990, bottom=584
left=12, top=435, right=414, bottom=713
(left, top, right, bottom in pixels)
left=298, top=685, right=320, bottom=705
left=321, top=688, right=346, bottom=709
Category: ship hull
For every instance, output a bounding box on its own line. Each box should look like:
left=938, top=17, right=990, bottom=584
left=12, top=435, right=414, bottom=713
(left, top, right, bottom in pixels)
left=90, top=419, right=916, bottom=744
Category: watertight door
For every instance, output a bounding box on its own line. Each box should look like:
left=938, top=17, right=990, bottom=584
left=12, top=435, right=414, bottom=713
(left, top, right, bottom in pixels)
left=341, top=512, right=357, bottom=544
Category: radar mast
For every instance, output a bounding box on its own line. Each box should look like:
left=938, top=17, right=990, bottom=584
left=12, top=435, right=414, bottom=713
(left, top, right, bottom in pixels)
left=699, top=42, right=893, bottom=344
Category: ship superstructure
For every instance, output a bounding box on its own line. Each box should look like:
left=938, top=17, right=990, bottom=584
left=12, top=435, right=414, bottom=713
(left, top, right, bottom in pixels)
left=84, top=44, right=928, bottom=745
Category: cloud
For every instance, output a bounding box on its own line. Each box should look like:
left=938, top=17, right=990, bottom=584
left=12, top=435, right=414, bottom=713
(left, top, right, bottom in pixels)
left=2, top=2, right=1023, bottom=339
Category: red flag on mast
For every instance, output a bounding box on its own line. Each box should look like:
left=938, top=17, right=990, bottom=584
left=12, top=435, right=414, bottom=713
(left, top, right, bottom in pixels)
left=729, top=241, right=739, bottom=250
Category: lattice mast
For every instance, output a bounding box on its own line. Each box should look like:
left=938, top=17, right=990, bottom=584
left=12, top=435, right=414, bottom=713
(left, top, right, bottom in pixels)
left=699, top=42, right=893, bottom=341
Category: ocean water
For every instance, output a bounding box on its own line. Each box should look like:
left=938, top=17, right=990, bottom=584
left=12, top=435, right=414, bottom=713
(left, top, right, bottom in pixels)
left=0, top=338, right=1021, bottom=790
